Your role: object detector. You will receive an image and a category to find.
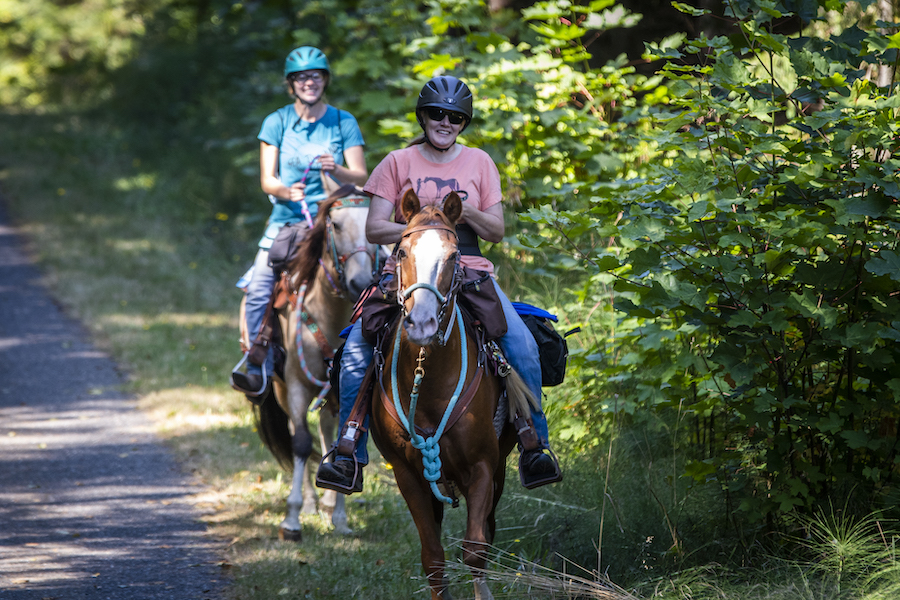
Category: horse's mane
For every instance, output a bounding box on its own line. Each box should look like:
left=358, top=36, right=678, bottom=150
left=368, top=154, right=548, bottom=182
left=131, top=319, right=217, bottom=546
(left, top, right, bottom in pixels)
left=289, top=196, right=343, bottom=284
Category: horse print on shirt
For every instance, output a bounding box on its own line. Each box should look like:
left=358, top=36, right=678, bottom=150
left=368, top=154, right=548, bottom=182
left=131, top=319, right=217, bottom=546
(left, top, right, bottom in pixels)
left=415, top=177, right=469, bottom=206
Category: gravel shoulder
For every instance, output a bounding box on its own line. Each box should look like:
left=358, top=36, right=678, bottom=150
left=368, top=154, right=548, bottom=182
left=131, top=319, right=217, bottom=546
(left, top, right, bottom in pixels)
left=0, top=200, right=228, bottom=599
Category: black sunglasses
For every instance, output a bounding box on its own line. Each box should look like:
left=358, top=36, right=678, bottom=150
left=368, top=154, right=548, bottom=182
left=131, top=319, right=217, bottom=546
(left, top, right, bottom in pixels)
left=426, top=108, right=467, bottom=125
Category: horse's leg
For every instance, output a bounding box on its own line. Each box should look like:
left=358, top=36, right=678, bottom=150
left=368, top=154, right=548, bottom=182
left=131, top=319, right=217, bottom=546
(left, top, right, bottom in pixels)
left=278, top=371, right=317, bottom=542
left=462, top=461, right=496, bottom=600
left=316, top=406, right=352, bottom=534
left=392, top=461, right=453, bottom=600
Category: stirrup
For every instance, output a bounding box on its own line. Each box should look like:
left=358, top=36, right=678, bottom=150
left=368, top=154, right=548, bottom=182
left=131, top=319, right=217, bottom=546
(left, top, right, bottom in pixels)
left=519, top=447, right=563, bottom=490
left=315, top=445, right=363, bottom=494
left=230, top=353, right=270, bottom=403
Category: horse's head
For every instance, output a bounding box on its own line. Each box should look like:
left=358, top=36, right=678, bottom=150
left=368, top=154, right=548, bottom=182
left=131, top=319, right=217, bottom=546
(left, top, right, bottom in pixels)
left=325, top=197, right=383, bottom=299
left=396, top=189, right=463, bottom=347
left=293, top=195, right=383, bottom=300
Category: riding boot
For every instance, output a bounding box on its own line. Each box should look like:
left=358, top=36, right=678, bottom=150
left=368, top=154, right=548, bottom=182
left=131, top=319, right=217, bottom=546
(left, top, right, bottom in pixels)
left=316, top=456, right=363, bottom=494
left=515, top=414, right=563, bottom=489
left=230, top=372, right=270, bottom=405
left=229, top=353, right=272, bottom=400
left=315, top=421, right=365, bottom=494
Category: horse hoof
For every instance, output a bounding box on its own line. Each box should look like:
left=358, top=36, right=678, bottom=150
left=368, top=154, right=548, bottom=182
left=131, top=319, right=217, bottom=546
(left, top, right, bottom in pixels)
left=332, top=522, right=353, bottom=536
left=278, top=527, right=302, bottom=543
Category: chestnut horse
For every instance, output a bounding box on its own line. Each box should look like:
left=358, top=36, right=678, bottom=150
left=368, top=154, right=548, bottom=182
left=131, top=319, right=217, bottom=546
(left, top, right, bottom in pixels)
left=371, top=190, right=533, bottom=600
left=253, top=194, right=382, bottom=540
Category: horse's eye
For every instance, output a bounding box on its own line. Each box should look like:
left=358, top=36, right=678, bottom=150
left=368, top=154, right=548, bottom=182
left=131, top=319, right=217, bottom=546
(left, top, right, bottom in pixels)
left=397, top=248, right=407, bottom=261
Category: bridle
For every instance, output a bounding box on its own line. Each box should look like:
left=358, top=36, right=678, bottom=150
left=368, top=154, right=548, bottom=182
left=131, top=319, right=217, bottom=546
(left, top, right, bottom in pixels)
left=319, top=197, right=382, bottom=298
left=395, top=223, right=462, bottom=346
left=292, top=160, right=381, bottom=299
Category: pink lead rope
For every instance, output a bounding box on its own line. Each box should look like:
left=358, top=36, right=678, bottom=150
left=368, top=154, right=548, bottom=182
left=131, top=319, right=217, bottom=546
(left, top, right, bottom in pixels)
left=296, top=154, right=321, bottom=229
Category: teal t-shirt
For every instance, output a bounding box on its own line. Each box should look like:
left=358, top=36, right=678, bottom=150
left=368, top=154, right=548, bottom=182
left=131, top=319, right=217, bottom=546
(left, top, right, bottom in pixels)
left=257, top=104, right=365, bottom=247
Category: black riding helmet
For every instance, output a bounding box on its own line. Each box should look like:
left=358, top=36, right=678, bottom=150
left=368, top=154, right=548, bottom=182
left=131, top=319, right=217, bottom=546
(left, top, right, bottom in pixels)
left=416, top=75, right=474, bottom=137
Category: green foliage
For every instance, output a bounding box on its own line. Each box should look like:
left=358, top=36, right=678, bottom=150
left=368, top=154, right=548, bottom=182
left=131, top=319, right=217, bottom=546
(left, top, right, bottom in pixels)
left=525, top=0, right=900, bottom=529
left=0, top=0, right=152, bottom=107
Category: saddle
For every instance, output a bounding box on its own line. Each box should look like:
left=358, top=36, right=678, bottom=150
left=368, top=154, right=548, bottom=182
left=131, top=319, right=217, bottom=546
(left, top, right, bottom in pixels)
left=244, top=271, right=340, bottom=385
left=326, top=274, right=539, bottom=464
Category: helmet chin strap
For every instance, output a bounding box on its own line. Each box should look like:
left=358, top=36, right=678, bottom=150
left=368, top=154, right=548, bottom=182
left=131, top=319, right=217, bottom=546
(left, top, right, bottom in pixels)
left=424, top=131, right=453, bottom=153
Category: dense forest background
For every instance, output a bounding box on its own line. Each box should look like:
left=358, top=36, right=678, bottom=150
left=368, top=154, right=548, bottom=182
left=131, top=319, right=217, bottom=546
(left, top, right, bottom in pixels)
left=4, top=0, right=900, bottom=595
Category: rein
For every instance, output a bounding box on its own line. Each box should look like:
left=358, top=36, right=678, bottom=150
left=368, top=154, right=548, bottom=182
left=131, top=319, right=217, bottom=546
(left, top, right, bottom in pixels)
left=389, top=219, right=471, bottom=504
left=296, top=154, right=321, bottom=229
left=391, top=305, right=467, bottom=505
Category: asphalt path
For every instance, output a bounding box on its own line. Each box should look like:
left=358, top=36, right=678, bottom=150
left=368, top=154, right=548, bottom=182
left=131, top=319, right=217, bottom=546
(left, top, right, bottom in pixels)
left=0, top=200, right=226, bottom=599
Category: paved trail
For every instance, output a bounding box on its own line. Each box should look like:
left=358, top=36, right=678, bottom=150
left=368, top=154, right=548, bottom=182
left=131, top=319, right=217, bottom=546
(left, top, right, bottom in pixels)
left=0, top=201, right=226, bottom=599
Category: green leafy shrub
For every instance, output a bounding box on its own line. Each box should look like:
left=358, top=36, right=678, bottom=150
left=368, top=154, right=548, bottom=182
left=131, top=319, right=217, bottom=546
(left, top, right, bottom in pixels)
left=527, top=0, right=900, bottom=530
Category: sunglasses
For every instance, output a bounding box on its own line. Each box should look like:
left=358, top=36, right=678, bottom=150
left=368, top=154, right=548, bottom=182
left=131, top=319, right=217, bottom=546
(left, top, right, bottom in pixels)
left=426, top=108, right=467, bottom=125
left=291, top=71, right=325, bottom=83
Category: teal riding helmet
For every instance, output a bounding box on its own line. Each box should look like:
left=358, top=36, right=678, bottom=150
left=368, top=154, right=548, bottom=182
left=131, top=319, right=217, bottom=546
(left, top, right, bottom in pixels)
left=283, top=46, right=330, bottom=79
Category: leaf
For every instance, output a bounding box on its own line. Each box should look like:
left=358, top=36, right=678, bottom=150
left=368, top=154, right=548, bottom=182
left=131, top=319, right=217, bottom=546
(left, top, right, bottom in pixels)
left=865, top=250, right=900, bottom=282
left=671, top=1, right=711, bottom=16
left=595, top=255, right=622, bottom=271
left=684, top=459, right=718, bottom=482
left=829, top=322, right=884, bottom=351
left=687, top=199, right=713, bottom=221
left=629, top=246, right=662, bottom=275
left=412, top=54, right=461, bottom=76
left=841, top=430, right=871, bottom=450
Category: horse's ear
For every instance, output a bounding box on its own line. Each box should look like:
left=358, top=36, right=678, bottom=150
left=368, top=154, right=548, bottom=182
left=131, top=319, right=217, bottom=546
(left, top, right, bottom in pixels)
left=401, top=189, right=421, bottom=223
left=442, top=192, right=462, bottom=224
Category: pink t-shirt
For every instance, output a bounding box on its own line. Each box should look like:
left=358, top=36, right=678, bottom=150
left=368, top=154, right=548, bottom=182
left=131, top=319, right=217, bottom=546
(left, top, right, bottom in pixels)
left=363, top=144, right=502, bottom=274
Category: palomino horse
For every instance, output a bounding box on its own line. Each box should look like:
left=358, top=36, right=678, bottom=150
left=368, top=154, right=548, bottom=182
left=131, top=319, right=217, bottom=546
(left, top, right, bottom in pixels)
left=253, top=194, right=381, bottom=540
left=371, top=190, right=533, bottom=600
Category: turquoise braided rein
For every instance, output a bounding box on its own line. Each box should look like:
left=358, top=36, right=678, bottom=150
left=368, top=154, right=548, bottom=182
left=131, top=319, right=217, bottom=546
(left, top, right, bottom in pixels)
left=391, top=305, right=468, bottom=504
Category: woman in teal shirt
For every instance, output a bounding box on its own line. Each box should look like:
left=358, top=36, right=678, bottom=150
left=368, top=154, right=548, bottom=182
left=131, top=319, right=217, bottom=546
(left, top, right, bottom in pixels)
left=232, top=46, right=367, bottom=394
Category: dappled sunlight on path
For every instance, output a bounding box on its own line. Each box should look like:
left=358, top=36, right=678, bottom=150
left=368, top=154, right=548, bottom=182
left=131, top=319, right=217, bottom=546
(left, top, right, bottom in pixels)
left=0, top=201, right=227, bottom=598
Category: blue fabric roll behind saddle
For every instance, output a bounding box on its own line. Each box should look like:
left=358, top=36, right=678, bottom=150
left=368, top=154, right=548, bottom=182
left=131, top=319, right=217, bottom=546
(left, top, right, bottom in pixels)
left=510, top=302, right=558, bottom=322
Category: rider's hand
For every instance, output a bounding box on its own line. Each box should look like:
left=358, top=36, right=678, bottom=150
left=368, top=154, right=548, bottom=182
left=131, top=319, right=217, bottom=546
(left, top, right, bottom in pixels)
left=459, top=197, right=478, bottom=221
left=289, top=182, right=306, bottom=202
left=318, top=153, right=336, bottom=173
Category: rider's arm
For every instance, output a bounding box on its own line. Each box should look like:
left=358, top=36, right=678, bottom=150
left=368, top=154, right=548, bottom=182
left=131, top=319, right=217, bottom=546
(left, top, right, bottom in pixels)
left=320, top=145, right=368, bottom=186
left=366, top=195, right=407, bottom=245
left=460, top=201, right=505, bottom=243
left=259, top=142, right=293, bottom=200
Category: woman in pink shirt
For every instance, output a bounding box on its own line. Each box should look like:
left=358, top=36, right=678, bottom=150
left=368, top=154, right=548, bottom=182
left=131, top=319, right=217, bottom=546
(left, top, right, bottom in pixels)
left=317, top=76, right=562, bottom=493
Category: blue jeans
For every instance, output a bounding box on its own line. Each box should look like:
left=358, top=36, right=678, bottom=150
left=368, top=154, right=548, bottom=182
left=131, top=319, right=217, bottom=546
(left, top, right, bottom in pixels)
left=245, top=248, right=277, bottom=376
left=338, top=278, right=548, bottom=464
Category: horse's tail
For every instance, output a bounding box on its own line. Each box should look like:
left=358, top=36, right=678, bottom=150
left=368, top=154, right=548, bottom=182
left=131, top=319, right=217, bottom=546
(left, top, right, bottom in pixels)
left=252, top=390, right=294, bottom=470
left=505, top=367, right=540, bottom=421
